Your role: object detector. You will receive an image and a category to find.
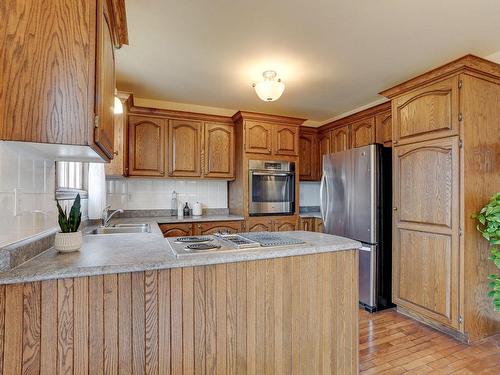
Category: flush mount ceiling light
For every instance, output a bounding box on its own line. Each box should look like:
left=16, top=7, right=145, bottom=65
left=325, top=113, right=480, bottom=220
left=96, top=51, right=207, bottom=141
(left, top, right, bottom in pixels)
left=252, top=70, right=285, bottom=102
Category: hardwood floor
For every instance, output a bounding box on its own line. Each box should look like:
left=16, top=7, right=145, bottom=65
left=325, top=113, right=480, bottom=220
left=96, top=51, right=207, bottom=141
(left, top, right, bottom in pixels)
left=360, top=309, right=500, bottom=374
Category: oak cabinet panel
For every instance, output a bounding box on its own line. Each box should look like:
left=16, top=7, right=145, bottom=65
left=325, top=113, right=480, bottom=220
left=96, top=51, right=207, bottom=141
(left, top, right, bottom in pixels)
left=128, top=116, right=166, bottom=176
left=244, top=121, right=272, bottom=154
left=105, top=95, right=128, bottom=176
left=314, top=218, right=324, bottom=233
left=351, top=117, right=375, bottom=148
left=274, top=125, right=299, bottom=156
left=318, top=131, right=332, bottom=175
left=299, top=131, right=318, bottom=181
left=193, top=221, right=243, bottom=235
left=0, top=0, right=127, bottom=161
left=331, top=126, right=351, bottom=153
left=273, top=217, right=298, bottom=232
left=300, top=218, right=314, bottom=231
left=393, top=137, right=459, bottom=329
left=393, top=77, right=459, bottom=145
left=94, top=0, right=116, bottom=158
left=168, top=120, right=202, bottom=177
left=245, top=218, right=273, bottom=232
left=203, top=122, right=234, bottom=178
left=159, top=223, right=193, bottom=238
left=376, top=110, right=392, bottom=146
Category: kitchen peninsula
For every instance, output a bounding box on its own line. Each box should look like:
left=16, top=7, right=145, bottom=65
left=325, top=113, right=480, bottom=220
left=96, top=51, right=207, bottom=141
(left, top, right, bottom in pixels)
left=0, top=221, right=360, bottom=374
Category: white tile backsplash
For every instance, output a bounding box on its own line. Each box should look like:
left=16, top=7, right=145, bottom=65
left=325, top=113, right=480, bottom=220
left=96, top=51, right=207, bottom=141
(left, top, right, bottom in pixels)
left=106, top=179, right=228, bottom=210
left=0, top=143, right=89, bottom=248
left=300, top=181, right=321, bottom=207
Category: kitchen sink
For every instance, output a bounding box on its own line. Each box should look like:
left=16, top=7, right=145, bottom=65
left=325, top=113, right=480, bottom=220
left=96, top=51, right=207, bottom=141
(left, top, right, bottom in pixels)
left=89, top=224, right=151, bottom=235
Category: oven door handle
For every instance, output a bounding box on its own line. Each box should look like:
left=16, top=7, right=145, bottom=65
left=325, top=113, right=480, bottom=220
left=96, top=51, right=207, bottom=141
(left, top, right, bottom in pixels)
left=251, top=172, right=293, bottom=177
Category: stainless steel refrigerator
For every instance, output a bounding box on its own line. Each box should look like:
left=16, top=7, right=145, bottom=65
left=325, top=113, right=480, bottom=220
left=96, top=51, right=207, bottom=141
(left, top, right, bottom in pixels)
left=320, top=144, right=392, bottom=312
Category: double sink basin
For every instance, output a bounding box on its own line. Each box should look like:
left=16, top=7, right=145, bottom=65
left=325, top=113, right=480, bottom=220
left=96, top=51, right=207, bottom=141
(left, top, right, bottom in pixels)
left=89, top=223, right=151, bottom=235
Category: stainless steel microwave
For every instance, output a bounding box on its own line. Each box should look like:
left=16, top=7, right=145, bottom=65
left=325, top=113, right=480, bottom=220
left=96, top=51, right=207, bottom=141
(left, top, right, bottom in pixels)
left=248, top=160, right=295, bottom=216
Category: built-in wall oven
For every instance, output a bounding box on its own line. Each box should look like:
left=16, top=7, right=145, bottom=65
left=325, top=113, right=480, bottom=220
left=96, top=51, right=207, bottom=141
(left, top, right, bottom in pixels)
left=248, top=160, right=295, bottom=216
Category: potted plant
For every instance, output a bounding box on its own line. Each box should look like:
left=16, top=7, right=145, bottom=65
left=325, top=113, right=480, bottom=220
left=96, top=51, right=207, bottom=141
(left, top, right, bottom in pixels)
left=55, top=193, right=82, bottom=252
left=473, top=193, right=500, bottom=312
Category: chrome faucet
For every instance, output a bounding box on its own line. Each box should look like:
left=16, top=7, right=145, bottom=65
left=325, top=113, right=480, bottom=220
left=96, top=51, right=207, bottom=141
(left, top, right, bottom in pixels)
left=101, top=206, right=124, bottom=227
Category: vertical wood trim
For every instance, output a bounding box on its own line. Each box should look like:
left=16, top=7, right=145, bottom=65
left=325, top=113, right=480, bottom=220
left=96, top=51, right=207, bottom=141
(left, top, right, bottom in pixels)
left=291, top=257, right=301, bottom=374
left=73, top=277, right=89, bottom=375
left=40, top=280, right=57, bottom=375
left=144, top=271, right=159, bottom=375
left=57, top=278, right=74, bottom=375
left=321, top=253, right=333, bottom=374
left=131, top=272, right=146, bottom=375
left=273, top=258, right=284, bottom=375
left=89, top=276, right=104, bottom=375
left=182, top=268, right=195, bottom=375
left=264, top=260, right=275, bottom=375
left=193, top=267, right=206, bottom=375
left=246, top=261, right=256, bottom=375
left=0, top=285, right=5, bottom=375
left=170, top=268, right=183, bottom=375
left=157, top=270, right=171, bottom=375
left=21, top=282, right=41, bottom=375
left=235, top=262, right=247, bottom=375
left=4, top=284, right=24, bottom=375
left=118, top=273, right=133, bottom=375
left=205, top=265, right=217, bottom=375
left=281, top=258, right=292, bottom=375
left=255, top=261, right=265, bottom=375
left=226, top=263, right=237, bottom=375
left=215, top=264, right=227, bottom=375
left=104, top=274, right=119, bottom=375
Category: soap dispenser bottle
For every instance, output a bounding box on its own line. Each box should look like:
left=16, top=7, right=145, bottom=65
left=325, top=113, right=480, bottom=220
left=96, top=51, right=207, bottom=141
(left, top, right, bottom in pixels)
left=183, top=202, right=190, bottom=217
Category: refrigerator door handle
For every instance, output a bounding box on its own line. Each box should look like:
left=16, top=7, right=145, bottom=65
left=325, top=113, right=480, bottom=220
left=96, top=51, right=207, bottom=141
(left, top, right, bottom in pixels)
left=320, top=172, right=328, bottom=226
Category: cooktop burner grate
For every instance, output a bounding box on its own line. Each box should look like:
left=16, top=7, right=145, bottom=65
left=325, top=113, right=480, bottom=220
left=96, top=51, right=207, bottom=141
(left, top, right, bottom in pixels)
left=185, top=243, right=221, bottom=251
left=175, top=236, right=212, bottom=243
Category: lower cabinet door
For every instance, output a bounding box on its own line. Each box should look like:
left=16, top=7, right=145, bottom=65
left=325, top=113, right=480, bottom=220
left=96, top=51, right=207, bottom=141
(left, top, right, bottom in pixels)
left=245, top=218, right=273, bottom=232
left=314, top=218, right=324, bottom=233
left=159, top=223, right=193, bottom=238
left=273, top=217, right=298, bottom=232
left=193, top=221, right=243, bottom=235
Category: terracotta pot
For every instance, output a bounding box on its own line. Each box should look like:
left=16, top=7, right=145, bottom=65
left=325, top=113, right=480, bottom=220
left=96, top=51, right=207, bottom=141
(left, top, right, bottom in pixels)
left=54, top=231, right=82, bottom=253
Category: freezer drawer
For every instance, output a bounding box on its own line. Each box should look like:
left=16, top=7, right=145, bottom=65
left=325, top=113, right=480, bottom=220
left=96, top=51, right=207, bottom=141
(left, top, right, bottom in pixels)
left=359, top=244, right=377, bottom=310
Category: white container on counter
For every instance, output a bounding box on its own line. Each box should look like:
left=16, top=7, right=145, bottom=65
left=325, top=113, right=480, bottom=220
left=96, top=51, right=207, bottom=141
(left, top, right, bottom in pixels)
left=177, top=203, right=184, bottom=218
left=192, top=202, right=202, bottom=216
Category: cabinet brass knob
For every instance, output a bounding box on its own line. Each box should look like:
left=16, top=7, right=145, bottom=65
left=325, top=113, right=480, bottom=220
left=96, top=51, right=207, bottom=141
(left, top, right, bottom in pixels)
left=393, top=207, right=397, bottom=211
left=113, top=151, right=119, bottom=156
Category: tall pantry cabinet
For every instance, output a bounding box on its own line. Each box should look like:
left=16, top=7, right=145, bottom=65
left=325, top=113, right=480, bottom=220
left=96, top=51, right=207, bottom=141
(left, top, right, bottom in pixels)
left=381, top=55, right=500, bottom=342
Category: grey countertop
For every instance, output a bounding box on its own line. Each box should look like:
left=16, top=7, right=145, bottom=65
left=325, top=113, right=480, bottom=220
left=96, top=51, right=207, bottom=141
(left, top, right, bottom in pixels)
left=299, top=211, right=322, bottom=219
left=0, top=218, right=360, bottom=285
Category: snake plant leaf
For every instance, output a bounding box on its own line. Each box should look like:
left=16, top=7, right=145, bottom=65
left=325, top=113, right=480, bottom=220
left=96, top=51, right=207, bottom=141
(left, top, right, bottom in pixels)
left=56, top=200, right=69, bottom=232
left=68, top=194, right=81, bottom=232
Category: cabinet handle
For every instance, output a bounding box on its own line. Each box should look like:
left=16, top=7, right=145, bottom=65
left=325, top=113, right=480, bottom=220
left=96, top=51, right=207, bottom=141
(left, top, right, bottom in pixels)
left=393, top=140, right=398, bottom=145
left=113, top=151, right=119, bottom=156
left=393, top=207, right=398, bottom=211
left=268, top=148, right=271, bottom=152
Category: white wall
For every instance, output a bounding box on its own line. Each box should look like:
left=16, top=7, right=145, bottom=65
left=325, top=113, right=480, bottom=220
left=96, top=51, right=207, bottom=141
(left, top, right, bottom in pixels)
left=106, top=179, right=228, bottom=210
left=299, top=181, right=320, bottom=207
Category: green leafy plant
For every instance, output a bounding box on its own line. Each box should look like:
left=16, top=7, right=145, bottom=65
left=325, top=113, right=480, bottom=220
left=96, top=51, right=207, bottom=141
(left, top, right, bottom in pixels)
left=56, top=194, right=82, bottom=233
left=473, top=192, right=500, bottom=312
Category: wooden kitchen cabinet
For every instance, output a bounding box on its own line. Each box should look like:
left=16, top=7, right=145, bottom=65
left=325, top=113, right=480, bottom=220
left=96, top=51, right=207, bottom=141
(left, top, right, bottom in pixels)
left=381, top=55, right=500, bottom=342
left=314, top=218, right=324, bottom=233
left=159, top=223, right=193, bottom=237
left=128, top=115, right=167, bottom=176
left=105, top=93, right=131, bottom=176
left=300, top=217, right=314, bottom=231
left=392, top=76, right=459, bottom=145
left=203, top=122, right=235, bottom=178
left=299, top=129, right=319, bottom=181
left=273, top=217, right=298, bottom=231
left=244, top=121, right=273, bottom=154
left=245, top=217, right=273, bottom=232
left=168, top=120, right=202, bottom=177
left=318, top=130, right=332, bottom=175
left=274, top=124, right=299, bottom=156
left=193, top=221, right=243, bottom=235
left=351, top=117, right=375, bottom=148
left=0, top=0, right=127, bottom=161
left=331, top=125, right=351, bottom=153
left=392, top=137, right=460, bottom=329
left=375, top=109, right=393, bottom=147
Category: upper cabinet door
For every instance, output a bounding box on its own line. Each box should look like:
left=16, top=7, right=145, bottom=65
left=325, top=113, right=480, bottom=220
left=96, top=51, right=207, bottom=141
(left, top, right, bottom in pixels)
left=331, top=126, right=351, bottom=153
left=204, top=122, right=234, bottom=178
left=318, top=131, right=332, bottom=174
left=299, top=132, right=318, bottom=181
left=168, top=120, right=202, bottom=177
left=351, top=117, right=375, bottom=148
left=393, top=76, right=459, bottom=145
left=376, top=110, right=392, bottom=146
left=94, top=0, right=116, bottom=159
left=244, top=121, right=273, bottom=154
left=128, top=116, right=166, bottom=176
left=274, top=125, right=299, bottom=156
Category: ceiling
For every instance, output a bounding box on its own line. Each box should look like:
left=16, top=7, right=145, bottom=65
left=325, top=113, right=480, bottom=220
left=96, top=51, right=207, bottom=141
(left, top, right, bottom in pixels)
left=116, top=0, right=500, bottom=123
